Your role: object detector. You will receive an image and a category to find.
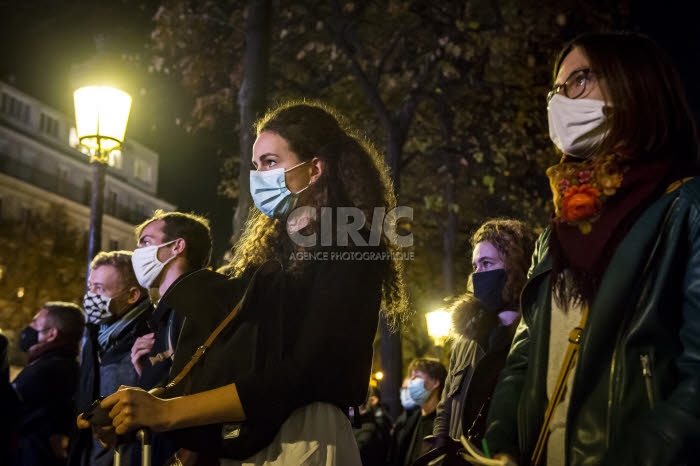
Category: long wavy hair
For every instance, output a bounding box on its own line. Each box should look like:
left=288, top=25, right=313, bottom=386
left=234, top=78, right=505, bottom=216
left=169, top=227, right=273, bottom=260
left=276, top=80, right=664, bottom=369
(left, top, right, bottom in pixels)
left=224, top=101, right=409, bottom=327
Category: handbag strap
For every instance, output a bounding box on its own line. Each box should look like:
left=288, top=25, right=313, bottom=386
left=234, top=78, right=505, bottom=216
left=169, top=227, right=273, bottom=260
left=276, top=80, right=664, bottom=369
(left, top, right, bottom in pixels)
left=531, top=305, right=589, bottom=466
left=165, top=260, right=282, bottom=393
left=165, top=296, right=244, bottom=392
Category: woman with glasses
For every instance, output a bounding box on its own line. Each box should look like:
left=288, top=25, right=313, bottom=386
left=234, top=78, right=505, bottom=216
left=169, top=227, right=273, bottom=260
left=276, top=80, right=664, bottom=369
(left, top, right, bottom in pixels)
left=483, top=31, right=700, bottom=466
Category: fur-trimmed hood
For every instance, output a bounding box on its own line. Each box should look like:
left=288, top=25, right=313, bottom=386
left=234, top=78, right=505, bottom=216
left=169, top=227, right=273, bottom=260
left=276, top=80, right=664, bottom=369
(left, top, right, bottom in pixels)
left=449, top=293, right=519, bottom=350
left=450, top=292, right=484, bottom=340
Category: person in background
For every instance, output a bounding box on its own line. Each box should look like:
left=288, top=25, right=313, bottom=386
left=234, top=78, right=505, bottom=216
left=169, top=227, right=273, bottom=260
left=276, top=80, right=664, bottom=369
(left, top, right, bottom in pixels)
left=387, top=357, right=447, bottom=466
left=420, top=218, right=536, bottom=463
left=353, top=384, right=393, bottom=466
left=69, top=251, right=152, bottom=466
left=11, top=302, right=85, bottom=466
left=484, top=31, right=700, bottom=466
left=77, top=209, right=216, bottom=466
left=0, top=330, right=18, bottom=464
left=98, top=101, right=409, bottom=465
left=128, top=209, right=214, bottom=390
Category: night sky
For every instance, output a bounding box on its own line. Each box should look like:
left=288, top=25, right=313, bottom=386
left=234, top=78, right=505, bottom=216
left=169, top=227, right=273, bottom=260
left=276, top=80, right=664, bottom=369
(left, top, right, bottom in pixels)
left=631, top=0, right=700, bottom=124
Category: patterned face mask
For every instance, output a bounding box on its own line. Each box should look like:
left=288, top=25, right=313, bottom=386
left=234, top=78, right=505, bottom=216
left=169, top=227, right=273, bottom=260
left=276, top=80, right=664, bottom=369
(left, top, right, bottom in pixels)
left=82, top=291, right=112, bottom=324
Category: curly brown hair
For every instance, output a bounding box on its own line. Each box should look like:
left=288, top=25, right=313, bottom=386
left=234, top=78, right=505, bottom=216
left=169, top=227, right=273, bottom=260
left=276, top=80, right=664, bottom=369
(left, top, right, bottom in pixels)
left=225, top=101, right=409, bottom=328
left=468, top=218, right=537, bottom=310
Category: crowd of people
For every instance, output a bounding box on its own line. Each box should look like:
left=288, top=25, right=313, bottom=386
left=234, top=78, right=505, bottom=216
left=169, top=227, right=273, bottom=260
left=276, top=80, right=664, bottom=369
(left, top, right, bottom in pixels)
left=1, top=30, right=700, bottom=466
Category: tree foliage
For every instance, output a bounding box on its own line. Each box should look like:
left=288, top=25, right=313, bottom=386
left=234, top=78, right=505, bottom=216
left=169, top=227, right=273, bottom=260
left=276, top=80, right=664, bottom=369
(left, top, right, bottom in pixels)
left=0, top=205, right=87, bottom=332
left=147, top=0, right=632, bottom=360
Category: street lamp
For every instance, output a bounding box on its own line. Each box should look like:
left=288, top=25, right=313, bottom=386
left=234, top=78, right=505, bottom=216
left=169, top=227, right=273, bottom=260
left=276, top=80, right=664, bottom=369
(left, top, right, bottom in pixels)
left=73, top=85, right=132, bottom=274
left=426, top=308, right=452, bottom=360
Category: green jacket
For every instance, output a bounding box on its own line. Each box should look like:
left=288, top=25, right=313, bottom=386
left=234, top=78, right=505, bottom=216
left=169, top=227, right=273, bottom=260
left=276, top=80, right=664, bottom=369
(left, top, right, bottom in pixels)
left=484, top=177, right=700, bottom=466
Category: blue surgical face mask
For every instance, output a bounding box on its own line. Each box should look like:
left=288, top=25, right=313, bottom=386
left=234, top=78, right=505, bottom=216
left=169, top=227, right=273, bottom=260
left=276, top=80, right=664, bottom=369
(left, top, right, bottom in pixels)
left=400, top=377, right=432, bottom=409
left=250, top=161, right=310, bottom=218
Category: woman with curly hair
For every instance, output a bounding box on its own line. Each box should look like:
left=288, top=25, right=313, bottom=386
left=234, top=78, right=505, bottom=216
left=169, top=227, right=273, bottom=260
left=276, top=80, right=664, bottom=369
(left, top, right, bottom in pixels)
left=418, top=218, right=536, bottom=465
left=101, top=101, right=409, bottom=465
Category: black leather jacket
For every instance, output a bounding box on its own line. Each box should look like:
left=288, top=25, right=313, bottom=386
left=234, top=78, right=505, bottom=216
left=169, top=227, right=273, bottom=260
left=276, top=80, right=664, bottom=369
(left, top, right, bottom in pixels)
left=484, top=178, right=700, bottom=466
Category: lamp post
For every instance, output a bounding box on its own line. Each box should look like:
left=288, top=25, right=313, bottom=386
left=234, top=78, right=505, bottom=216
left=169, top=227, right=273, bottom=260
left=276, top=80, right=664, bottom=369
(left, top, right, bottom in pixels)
left=426, top=308, right=452, bottom=361
left=73, top=86, right=132, bottom=276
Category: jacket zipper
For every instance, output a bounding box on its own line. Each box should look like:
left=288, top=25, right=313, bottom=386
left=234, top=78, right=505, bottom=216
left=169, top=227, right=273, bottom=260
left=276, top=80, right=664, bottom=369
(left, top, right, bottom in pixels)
left=606, top=345, right=617, bottom=447
left=640, top=353, right=655, bottom=410
left=605, top=199, right=676, bottom=446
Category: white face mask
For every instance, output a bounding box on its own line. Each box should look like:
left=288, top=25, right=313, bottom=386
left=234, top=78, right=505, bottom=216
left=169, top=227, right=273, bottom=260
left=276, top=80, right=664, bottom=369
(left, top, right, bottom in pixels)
left=548, top=94, right=609, bottom=159
left=131, top=239, right=177, bottom=288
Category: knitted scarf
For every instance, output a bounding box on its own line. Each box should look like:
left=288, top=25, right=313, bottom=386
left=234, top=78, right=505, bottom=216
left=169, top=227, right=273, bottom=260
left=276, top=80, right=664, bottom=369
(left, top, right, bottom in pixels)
left=546, top=153, right=674, bottom=306
left=28, top=335, right=79, bottom=364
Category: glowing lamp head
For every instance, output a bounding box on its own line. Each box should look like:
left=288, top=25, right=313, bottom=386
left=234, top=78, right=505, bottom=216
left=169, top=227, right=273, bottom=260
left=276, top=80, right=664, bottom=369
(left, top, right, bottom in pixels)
left=426, top=308, right=452, bottom=344
left=73, top=86, right=132, bottom=154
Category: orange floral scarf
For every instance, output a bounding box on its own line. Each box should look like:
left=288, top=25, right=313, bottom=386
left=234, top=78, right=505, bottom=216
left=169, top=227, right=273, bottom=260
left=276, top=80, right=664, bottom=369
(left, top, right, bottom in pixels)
left=546, top=153, right=673, bottom=304
left=546, top=154, right=626, bottom=234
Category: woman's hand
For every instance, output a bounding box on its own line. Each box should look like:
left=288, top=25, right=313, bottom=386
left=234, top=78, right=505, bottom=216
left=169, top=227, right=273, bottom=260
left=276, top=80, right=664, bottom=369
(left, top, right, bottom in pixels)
left=75, top=413, right=117, bottom=448
left=76, top=413, right=90, bottom=430
left=102, top=385, right=173, bottom=434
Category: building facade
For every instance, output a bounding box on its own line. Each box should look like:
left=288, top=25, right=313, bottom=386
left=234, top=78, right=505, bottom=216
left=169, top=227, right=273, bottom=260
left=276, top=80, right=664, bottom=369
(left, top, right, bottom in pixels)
left=0, top=80, right=175, bottom=251
left=0, top=80, right=177, bottom=335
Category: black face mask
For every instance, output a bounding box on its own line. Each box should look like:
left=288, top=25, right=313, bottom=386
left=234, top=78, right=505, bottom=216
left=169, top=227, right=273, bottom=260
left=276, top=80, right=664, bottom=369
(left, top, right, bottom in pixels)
left=472, top=269, right=507, bottom=312
left=19, top=326, right=39, bottom=352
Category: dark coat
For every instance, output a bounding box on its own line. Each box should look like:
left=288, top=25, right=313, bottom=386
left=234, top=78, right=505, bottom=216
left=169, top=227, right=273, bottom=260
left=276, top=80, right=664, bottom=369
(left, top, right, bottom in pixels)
left=69, top=299, right=151, bottom=466
left=138, top=279, right=187, bottom=391
left=484, top=178, right=700, bottom=465
left=433, top=311, right=518, bottom=444
left=354, top=404, right=393, bottom=466
left=12, top=349, right=79, bottom=466
left=163, top=245, right=386, bottom=460
left=0, top=333, right=18, bottom=465
left=387, top=407, right=422, bottom=466
left=137, top=270, right=205, bottom=466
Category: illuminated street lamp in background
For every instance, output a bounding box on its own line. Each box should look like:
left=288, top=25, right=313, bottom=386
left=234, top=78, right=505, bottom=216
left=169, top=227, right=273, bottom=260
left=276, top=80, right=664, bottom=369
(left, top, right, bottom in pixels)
left=426, top=308, right=452, bottom=360
left=73, top=86, right=132, bottom=276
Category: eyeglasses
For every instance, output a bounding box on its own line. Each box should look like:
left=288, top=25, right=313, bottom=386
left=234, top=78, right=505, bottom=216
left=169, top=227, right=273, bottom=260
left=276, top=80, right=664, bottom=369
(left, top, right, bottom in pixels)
left=547, top=68, right=594, bottom=102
